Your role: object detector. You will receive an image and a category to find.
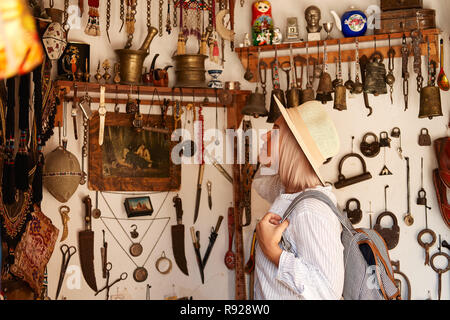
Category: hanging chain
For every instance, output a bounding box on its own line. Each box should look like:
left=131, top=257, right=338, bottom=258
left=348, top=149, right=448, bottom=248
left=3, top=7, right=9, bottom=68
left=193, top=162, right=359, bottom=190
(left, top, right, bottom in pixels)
left=126, top=0, right=138, bottom=49
left=120, top=0, right=125, bottom=32
left=159, top=0, right=164, bottom=36
left=173, top=0, right=178, bottom=27
left=166, top=0, right=172, bottom=34
left=355, top=38, right=360, bottom=75
left=387, top=35, right=396, bottom=104
left=106, top=0, right=111, bottom=40
left=147, top=0, right=153, bottom=29
left=80, top=112, right=88, bottom=185
left=63, top=0, right=70, bottom=32
left=401, top=35, right=410, bottom=111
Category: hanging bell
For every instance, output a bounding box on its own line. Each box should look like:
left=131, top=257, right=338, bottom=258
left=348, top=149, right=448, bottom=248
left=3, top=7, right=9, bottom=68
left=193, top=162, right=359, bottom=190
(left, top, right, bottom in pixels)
left=301, top=85, right=315, bottom=104
left=419, top=85, right=443, bottom=119
left=241, top=88, right=268, bottom=118
left=333, top=84, right=347, bottom=111
left=286, top=87, right=302, bottom=109
left=364, top=52, right=388, bottom=96
left=316, top=72, right=333, bottom=104
left=267, top=89, right=286, bottom=123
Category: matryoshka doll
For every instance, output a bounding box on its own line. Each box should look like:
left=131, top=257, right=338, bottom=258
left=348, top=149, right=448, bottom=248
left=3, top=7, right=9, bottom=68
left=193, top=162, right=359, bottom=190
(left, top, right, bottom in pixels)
left=251, top=1, right=274, bottom=46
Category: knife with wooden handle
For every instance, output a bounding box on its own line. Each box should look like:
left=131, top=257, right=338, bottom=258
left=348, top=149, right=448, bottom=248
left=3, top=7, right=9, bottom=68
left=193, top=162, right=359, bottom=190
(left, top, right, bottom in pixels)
left=79, top=196, right=97, bottom=292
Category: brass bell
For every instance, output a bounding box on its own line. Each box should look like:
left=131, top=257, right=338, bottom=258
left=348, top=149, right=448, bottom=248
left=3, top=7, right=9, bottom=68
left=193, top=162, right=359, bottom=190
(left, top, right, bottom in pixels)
left=301, top=85, right=315, bottom=104
left=241, top=88, right=268, bottom=118
left=419, top=86, right=443, bottom=119
left=333, top=84, right=347, bottom=111
left=364, top=52, right=388, bottom=96
left=267, top=89, right=286, bottom=123
left=316, top=72, right=333, bottom=104
left=286, top=87, right=302, bottom=109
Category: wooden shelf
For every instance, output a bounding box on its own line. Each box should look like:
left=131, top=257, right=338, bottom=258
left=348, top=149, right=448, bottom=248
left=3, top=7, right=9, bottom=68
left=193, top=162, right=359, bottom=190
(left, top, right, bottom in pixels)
left=54, top=80, right=251, bottom=130
left=55, top=80, right=251, bottom=100
left=236, top=29, right=441, bottom=84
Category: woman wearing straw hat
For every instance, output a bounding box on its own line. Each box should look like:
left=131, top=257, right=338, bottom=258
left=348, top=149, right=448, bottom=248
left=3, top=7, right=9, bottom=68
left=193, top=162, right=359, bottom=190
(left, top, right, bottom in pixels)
left=253, top=98, right=344, bottom=300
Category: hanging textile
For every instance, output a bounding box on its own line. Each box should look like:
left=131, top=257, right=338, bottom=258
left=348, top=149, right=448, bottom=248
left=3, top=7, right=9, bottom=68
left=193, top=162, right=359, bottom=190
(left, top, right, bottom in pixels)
left=174, top=0, right=210, bottom=40
left=85, top=0, right=101, bottom=36
left=32, top=65, right=44, bottom=204
left=0, top=0, right=44, bottom=79
left=15, top=74, right=31, bottom=192
left=2, top=77, right=16, bottom=205
left=9, top=205, right=59, bottom=295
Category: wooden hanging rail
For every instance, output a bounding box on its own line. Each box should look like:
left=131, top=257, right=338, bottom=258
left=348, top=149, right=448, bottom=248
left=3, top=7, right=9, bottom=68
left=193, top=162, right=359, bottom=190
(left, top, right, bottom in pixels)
left=54, top=80, right=251, bottom=131
left=236, top=29, right=441, bottom=83
left=55, top=80, right=252, bottom=100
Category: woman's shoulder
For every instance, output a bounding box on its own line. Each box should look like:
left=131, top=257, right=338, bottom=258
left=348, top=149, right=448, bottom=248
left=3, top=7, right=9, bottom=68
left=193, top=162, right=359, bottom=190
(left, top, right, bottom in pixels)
left=289, top=186, right=340, bottom=223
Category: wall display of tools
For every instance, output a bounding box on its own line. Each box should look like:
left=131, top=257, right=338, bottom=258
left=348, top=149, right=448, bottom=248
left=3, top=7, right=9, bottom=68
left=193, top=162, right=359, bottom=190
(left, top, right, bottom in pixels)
left=2, top=0, right=448, bottom=302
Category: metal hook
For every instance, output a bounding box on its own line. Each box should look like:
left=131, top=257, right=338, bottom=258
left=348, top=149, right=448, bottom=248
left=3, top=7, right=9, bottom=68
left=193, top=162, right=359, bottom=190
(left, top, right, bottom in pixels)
left=384, top=185, right=389, bottom=211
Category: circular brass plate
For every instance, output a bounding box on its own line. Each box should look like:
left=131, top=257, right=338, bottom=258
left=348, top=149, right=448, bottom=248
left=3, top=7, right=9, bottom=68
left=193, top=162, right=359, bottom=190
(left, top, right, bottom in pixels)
left=92, top=208, right=101, bottom=219
left=130, top=243, right=143, bottom=257
left=133, top=267, right=148, bottom=282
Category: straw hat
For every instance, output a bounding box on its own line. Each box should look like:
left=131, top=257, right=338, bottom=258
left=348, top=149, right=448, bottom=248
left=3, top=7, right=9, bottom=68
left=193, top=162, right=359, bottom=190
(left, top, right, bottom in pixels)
left=274, top=96, right=340, bottom=185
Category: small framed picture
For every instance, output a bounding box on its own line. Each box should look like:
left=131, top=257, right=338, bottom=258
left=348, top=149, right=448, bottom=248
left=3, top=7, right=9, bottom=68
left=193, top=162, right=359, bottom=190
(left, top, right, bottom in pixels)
left=124, top=196, right=154, bottom=218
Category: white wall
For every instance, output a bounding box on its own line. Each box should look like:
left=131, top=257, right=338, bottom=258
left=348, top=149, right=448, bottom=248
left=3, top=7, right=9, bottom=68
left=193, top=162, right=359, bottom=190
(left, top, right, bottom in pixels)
left=41, top=0, right=449, bottom=300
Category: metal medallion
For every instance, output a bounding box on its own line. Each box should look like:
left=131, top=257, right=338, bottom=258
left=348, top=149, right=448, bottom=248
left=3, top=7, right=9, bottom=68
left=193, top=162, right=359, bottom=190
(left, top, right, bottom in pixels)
left=130, top=242, right=143, bottom=257
left=133, top=267, right=148, bottom=282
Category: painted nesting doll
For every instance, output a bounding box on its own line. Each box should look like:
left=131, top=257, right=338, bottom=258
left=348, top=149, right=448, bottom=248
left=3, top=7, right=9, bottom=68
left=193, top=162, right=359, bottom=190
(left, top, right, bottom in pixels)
left=251, top=1, right=274, bottom=46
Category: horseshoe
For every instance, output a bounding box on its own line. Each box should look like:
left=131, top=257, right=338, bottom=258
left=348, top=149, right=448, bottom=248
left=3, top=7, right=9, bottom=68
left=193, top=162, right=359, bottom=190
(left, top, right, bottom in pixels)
left=216, top=9, right=235, bottom=42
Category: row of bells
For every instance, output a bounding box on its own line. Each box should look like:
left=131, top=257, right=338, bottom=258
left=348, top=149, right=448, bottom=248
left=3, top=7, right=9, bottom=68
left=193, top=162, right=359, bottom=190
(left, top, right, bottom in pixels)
left=242, top=56, right=443, bottom=122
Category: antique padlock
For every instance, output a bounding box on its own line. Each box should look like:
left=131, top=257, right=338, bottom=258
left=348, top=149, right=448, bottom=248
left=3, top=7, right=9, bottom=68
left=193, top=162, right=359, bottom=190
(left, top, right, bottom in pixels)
left=418, top=128, right=432, bottom=146
left=379, top=131, right=392, bottom=148
left=364, top=52, right=388, bottom=96
left=334, top=153, right=373, bottom=189
left=417, top=188, right=428, bottom=206
left=391, top=127, right=401, bottom=138
left=360, top=132, right=381, bottom=158
left=373, top=212, right=400, bottom=250
left=343, top=198, right=363, bottom=225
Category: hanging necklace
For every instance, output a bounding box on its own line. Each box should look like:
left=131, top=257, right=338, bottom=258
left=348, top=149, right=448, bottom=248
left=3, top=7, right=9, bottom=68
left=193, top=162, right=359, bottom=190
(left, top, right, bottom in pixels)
left=159, top=0, right=164, bottom=36
left=166, top=0, right=172, bottom=34
left=99, top=191, right=171, bottom=282
left=147, top=0, right=153, bottom=30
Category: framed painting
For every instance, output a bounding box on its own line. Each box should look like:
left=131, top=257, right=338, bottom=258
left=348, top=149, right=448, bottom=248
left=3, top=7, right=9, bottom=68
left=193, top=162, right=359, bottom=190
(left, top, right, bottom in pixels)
left=88, top=112, right=181, bottom=191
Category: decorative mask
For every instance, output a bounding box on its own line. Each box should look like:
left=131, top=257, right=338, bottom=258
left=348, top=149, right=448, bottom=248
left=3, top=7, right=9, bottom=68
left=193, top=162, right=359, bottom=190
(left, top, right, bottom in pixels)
left=42, top=22, right=67, bottom=60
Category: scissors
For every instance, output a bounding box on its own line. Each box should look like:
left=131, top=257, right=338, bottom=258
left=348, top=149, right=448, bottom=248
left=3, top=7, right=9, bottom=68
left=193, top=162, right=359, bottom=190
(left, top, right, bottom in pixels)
left=55, top=244, right=77, bottom=300
left=95, top=262, right=128, bottom=300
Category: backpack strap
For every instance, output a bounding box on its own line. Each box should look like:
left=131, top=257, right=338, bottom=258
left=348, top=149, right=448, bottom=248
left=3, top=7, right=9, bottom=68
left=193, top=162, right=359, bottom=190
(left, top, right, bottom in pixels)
left=279, top=190, right=354, bottom=253
left=281, top=190, right=354, bottom=234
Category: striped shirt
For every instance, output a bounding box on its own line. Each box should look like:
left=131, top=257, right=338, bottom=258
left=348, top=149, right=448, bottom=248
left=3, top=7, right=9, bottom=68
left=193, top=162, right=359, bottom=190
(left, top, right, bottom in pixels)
left=253, top=173, right=345, bottom=300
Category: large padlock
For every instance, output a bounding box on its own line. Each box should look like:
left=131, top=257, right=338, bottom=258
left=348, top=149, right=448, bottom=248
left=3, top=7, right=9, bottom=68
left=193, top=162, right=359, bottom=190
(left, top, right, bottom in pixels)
left=334, top=153, right=373, bottom=189
left=418, top=128, right=431, bottom=146
left=360, top=132, right=381, bottom=158
left=379, top=131, right=392, bottom=148
left=343, top=198, right=363, bottom=225
left=373, top=212, right=400, bottom=250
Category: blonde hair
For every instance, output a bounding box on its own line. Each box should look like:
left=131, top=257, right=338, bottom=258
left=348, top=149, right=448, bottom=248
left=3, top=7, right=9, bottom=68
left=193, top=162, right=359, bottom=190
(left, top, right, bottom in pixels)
left=277, top=117, right=321, bottom=194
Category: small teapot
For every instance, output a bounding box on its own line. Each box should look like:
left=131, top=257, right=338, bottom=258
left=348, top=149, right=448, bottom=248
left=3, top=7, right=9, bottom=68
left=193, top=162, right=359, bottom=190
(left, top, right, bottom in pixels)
left=331, top=6, right=367, bottom=38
